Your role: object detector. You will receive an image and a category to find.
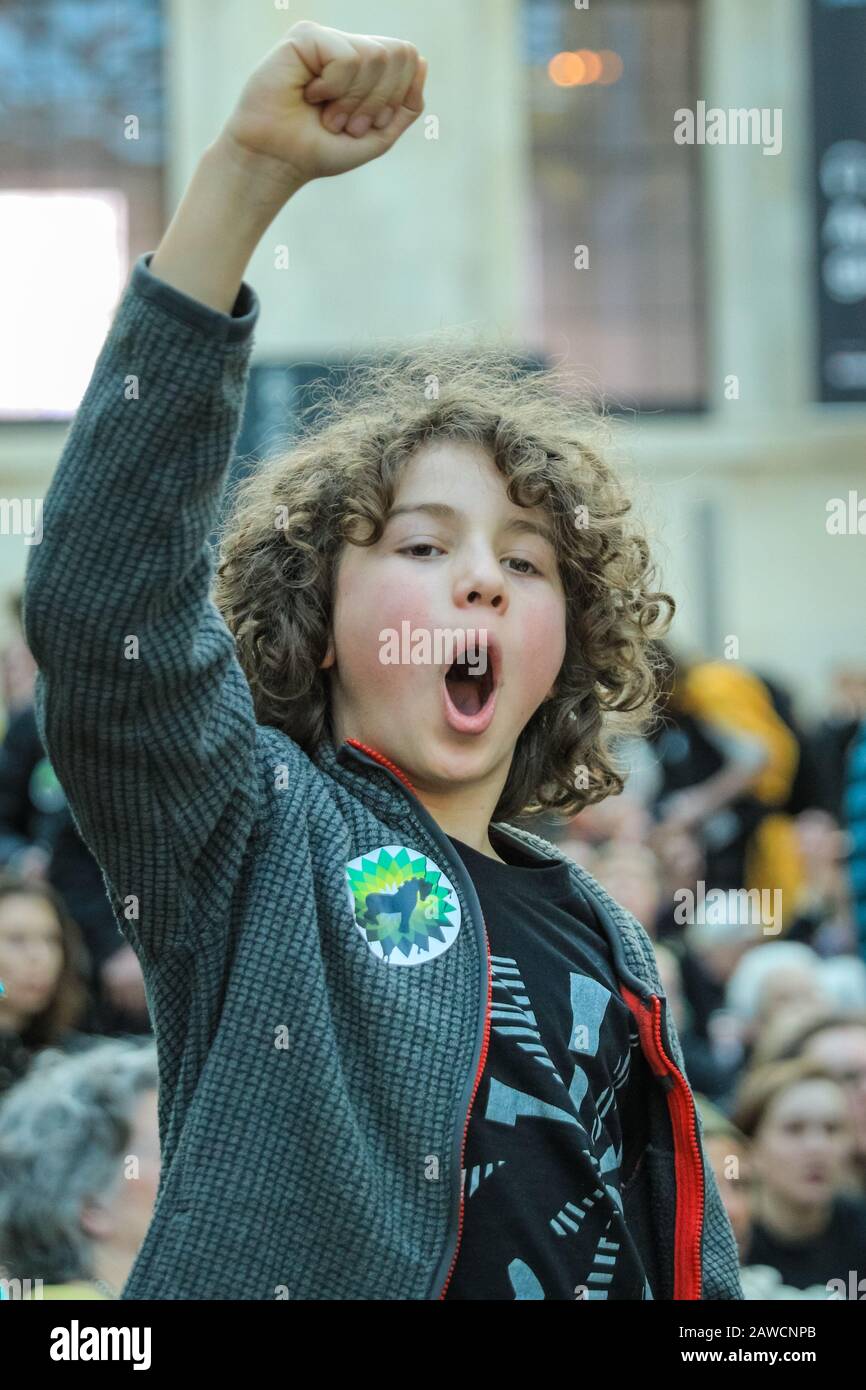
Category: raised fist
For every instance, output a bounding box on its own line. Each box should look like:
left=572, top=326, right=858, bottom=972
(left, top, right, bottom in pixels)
left=222, top=20, right=427, bottom=188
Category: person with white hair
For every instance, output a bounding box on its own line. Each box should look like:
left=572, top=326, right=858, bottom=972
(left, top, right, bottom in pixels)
left=0, top=1038, right=158, bottom=1299
left=815, top=957, right=866, bottom=1014
left=725, top=941, right=830, bottom=1045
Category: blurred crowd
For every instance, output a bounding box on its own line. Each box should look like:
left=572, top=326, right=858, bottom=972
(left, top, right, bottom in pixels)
left=0, top=590, right=156, bottom=1300
left=540, top=640, right=866, bottom=1299
left=1, top=591, right=865, bottom=1300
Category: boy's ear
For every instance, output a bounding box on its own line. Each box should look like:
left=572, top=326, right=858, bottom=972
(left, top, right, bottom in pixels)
left=319, top=636, right=336, bottom=671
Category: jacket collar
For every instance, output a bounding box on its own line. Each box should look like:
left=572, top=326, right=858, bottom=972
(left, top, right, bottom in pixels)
left=314, top=735, right=657, bottom=1004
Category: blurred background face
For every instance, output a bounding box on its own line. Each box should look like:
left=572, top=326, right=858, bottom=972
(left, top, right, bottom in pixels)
left=803, top=1026, right=866, bottom=1159
left=322, top=440, right=567, bottom=796
left=689, top=934, right=756, bottom=987
left=557, top=837, right=597, bottom=874
left=649, top=827, right=704, bottom=889
left=796, top=808, right=848, bottom=870
left=80, top=1086, right=161, bottom=1284
left=751, top=1079, right=851, bottom=1208
left=756, top=969, right=829, bottom=1031
left=570, top=797, right=652, bottom=846
left=0, top=893, right=63, bottom=1025
left=705, top=1136, right=753, bottom=1259
left=594, top=845, right=661, bottom=932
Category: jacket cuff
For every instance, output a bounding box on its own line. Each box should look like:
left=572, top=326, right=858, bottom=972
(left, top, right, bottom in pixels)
left=130, top=252, right=260, bottom=344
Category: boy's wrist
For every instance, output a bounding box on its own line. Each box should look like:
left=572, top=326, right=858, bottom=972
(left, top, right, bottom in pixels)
left=149, top=137, right=304, bottom=315
left=205, top=128, right=308, bottom=215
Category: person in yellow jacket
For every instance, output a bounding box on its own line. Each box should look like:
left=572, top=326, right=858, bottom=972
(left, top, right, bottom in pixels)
left=676, top=656, right=804, bottom=923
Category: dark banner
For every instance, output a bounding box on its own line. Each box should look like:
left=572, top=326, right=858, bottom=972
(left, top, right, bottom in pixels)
left=811, top=0, right=866, bottom=400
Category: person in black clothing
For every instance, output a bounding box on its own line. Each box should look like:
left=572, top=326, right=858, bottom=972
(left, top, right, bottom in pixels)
left=644, top=644, right=769, bottom=894
left=732, top=1055, right=866, bottom=1292
left=0, top=702, right=150, bottom=1037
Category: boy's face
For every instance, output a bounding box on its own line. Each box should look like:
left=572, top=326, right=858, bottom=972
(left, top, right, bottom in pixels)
left=320, top=441, right=567, bottom=808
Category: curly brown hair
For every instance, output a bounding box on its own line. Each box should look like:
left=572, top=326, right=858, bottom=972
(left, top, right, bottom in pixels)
left=214, top=337, right=675, bottom=823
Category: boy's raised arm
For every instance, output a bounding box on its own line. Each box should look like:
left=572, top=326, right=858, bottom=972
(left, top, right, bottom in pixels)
left=22, top=21, right=426, bottom=959
left=151, top=22, right=427, bottom=312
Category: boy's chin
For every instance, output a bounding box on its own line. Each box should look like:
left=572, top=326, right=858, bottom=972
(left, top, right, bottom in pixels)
left=404, top=728, right=515, bottom=783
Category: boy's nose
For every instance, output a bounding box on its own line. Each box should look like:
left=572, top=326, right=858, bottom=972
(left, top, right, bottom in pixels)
left=455, top=568, right=507, bottom=611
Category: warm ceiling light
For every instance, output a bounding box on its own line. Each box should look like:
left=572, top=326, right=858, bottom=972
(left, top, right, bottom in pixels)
left=597, top=50, right=624, bottom=85
left=574, top=49, right=604, bottom=84
left=548, top=51, right=586, bottom=86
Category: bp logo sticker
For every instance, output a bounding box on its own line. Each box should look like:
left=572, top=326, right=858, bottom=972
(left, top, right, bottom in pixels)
left=345, top=845, right=461, bottom=966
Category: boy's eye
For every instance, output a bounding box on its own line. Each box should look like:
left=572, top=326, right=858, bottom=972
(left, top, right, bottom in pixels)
left=398, top=545, right=541, bottom=575
left=399, top=543, right=444, bottom=558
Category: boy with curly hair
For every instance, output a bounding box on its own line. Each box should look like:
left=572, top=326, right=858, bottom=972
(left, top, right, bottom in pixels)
left=23, top=20, right=742, bottom=1300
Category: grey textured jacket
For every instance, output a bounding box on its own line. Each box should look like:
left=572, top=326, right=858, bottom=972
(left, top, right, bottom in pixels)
left=23, top=253, right=743, bottom=1301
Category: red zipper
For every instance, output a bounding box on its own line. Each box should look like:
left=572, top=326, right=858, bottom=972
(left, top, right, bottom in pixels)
left=438, top=913, right=493, bottom=1299
left=620, top=985, right=705, bottom=1300
left=342, top=737, right=495, bottom=1298
left=345, top=738, right=420, bottom=794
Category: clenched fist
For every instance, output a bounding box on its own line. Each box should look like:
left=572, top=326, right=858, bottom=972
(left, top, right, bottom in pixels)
left=222, top=19, right=427, bottom=189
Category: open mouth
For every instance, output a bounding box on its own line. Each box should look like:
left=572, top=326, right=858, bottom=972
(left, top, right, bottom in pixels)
left=444, top=656, right=495, bottom=715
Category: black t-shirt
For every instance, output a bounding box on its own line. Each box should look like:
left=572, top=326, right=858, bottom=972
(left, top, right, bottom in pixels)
left=443, top=828, right=653, bottom=1300
left=745, top=1195, right=866, bottom=1291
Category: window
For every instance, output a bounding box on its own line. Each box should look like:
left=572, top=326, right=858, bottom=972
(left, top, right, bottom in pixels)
left=523, top=0, right=706, bottom=410
left=0, top=0, right=166, bottom=420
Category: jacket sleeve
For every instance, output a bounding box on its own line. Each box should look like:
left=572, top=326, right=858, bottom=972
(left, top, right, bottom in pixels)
left=22, top=253, right=262, bottom=960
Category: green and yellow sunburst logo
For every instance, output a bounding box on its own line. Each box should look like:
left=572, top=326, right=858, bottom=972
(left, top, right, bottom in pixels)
left=345, top=845, right=461, bottom=966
